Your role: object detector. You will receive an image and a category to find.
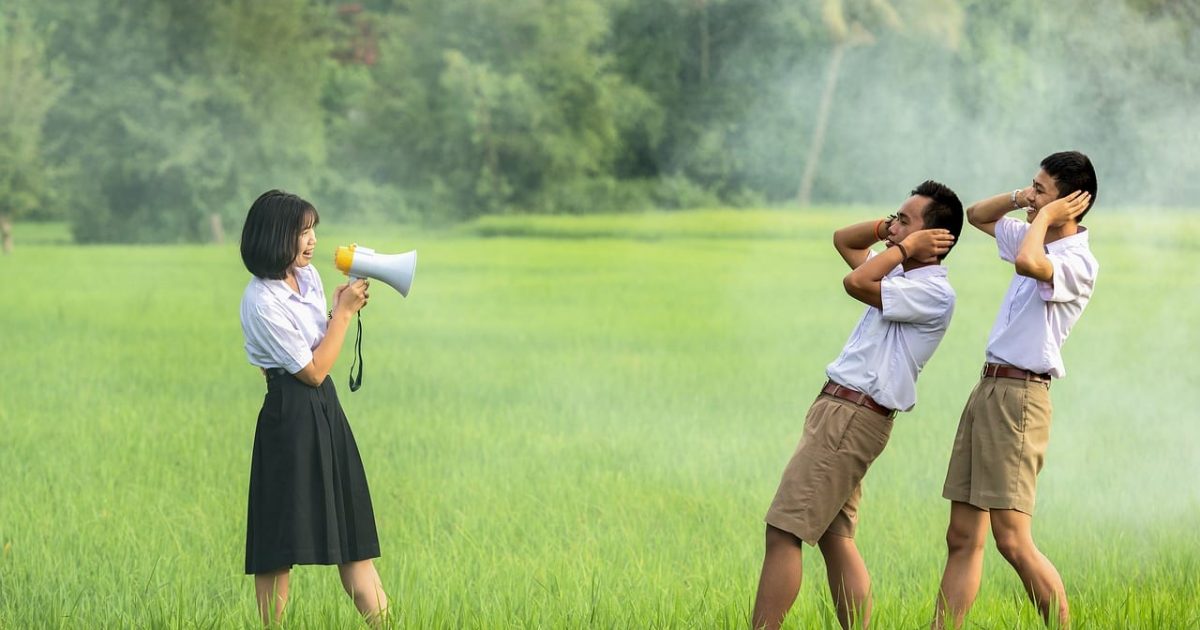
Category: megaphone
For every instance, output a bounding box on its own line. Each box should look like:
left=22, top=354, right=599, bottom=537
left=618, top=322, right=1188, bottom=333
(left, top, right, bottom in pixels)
left=333, top=243, right=417, bottom=297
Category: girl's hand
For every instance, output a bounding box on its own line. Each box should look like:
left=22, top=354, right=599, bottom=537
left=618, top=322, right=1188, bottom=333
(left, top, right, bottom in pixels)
left=333, top=279, right=370, bottom=317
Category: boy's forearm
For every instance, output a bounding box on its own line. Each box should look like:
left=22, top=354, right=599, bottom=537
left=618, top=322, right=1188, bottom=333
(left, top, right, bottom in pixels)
left=834, top=217, right=891, bottom=269
left=967, top=192, right=1019, bottom=225
left=834, top=219, right=889, bottom=250
left=843, top=245, right=906, bottom=308
left=851, top=244, right=905, bottom=283
left=1014, top=214, right=1054, bottom=280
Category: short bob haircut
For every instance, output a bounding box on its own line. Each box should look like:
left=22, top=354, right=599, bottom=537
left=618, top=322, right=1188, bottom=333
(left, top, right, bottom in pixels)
left=240, top=189, right=319, bottom=280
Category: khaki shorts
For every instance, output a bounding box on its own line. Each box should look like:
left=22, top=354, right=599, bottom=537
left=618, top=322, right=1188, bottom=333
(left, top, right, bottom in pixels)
left=942, top=376, right=1053, bottom=514
left=765, top=395, right=894, bottom=545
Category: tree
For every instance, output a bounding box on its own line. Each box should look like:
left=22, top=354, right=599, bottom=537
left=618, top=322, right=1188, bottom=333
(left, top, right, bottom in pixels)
left=796, top=0, right=963, bottom=206
left=608, top=0, right=818, bottom=201
left=40, top=0, right=329, bottom=243
left=0, top=9, right=67, bottom=253
left=337, top=0, right=651, bottom=219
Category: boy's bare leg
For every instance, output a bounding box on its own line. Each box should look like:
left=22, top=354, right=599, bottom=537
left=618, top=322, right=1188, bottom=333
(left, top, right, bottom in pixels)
left=990, top=509, right=1069, bottom=627
left=818, top=532, right=872, bottom=629
left=752, top=525, right=805, bottom=630
left=932, top=502, right=989, bottom=629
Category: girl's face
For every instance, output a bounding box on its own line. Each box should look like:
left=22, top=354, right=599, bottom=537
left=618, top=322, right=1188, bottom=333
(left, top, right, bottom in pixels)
left=292, top=220, right=317, bottom=269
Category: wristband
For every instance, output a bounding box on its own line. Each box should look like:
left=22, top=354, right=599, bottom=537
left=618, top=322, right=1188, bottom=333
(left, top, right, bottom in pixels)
left=1011, top=189, right=1022, bottom=209
left=874, top=219, right=887, bottom=240
left=896, top=242, right=909, bottom=260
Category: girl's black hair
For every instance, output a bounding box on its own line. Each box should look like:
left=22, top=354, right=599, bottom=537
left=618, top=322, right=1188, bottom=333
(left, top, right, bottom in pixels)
left=240, top=190, right=319, bottom=279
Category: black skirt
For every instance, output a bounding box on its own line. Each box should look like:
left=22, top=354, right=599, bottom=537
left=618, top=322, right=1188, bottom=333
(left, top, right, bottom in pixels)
left=245, top=371, right=380, bottom=574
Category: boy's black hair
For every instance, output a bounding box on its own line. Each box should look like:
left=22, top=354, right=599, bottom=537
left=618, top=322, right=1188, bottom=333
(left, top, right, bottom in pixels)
left=240, top=189, right=319, bottom=280
left=1041, top=151, right=1098, bottom=223
left=912, top=180, right=964, bottom=261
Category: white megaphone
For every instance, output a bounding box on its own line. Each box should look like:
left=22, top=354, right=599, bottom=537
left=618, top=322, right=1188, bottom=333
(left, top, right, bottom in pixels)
left=333, top=243, right=417, bottom=297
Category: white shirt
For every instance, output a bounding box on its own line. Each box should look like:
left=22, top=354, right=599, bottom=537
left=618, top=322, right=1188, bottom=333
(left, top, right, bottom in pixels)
left=825, top=251, right=956, bottom=412
left=240, top=265, right=328, bottom=374
left=983, top=217, right=1098, bottom=378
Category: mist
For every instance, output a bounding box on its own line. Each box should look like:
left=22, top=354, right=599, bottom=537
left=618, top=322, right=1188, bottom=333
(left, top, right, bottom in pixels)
left=718, top=0, right=1200, bottom=207
left=3, top=0, right=1198, bottom=243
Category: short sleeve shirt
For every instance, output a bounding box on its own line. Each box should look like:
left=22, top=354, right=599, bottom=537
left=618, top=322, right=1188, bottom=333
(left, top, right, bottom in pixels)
left=825, top=251, right=956, bottom=412
left=984, top=217, right=1098, bottom=378
left=240, top=265, right=328, bottom=374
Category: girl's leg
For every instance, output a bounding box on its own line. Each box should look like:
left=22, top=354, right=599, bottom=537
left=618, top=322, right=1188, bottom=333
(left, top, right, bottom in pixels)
left=339, top=559, right=389, bottom=625
left=254, top=568, right=291, bottom=626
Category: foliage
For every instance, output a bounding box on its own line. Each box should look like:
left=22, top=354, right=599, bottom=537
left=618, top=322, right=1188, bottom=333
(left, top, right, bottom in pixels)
left=0, top=7, right=68, bottom=223
left=38, top=0, right=328, bottom=243
left=8, top=0, right=1200, bottom=242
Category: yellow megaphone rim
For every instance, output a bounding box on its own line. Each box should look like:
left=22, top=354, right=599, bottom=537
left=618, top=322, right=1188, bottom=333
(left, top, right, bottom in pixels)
left=334, top=243, right=357, bottom=273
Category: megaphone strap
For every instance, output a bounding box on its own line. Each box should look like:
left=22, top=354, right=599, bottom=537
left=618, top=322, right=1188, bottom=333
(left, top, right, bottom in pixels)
left=348, top=312, right=364, bottom=392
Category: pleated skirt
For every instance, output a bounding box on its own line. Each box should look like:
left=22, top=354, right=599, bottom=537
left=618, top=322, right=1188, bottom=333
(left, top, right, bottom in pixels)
left=245, top=372, right=380, bottom=574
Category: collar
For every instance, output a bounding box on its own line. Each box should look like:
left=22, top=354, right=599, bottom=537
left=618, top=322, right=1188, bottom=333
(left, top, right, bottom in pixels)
left=902, top=263, right=948, bottom=280
left=1046, top=226, right=1089, bottom=255
left=259, top=266, right=313, bottom=301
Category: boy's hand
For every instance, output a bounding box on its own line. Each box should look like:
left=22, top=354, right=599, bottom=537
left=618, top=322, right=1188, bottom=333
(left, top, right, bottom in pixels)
left=1039, top=190, right=1090, bottom=227
left=899, top=229, right=956, bottom=263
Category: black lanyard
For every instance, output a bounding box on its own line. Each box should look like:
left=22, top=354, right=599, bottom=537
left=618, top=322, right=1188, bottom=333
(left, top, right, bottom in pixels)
left=348, top=312, right=363, bottom=392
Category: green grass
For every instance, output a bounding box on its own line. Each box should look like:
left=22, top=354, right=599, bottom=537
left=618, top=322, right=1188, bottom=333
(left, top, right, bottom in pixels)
left=1, top=210, right=1197, bottom=628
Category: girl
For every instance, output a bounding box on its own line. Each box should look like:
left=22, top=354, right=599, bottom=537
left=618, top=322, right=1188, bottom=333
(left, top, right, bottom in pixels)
left=238, top=190, right=388, bottom=625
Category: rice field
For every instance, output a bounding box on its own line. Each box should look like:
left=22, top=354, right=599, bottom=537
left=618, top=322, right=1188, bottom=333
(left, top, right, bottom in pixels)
left=1, top=210, right=1197, bottom=628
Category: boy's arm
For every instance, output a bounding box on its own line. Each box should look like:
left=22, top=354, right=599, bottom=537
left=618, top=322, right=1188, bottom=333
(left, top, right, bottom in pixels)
left=966, top=190, right=1024, bottom=238
left=833, top=217, right=893, bottom=270
left=1014, top=191, right=1090, bottom=281
left=842, top=245, right=905, bottom=309
left=843, top=229, right=955, bottom=308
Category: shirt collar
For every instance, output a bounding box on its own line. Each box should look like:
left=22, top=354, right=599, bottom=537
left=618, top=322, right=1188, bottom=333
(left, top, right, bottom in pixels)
left=259, top=266, right=312, bottom=301
left=1046, top=226, right=1089, bottom=254
left=902, top=263, right=948, bottom=280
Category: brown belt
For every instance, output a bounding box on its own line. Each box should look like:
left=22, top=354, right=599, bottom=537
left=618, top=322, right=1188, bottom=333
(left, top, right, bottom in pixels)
left=982, top=362, right=1051, bottom=385
left=821, top=380, right=896, bottom=417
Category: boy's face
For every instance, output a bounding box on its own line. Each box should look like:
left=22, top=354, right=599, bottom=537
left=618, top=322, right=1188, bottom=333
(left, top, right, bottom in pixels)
left=885, top=195, right=929, bottom=246
left=1020, top=169, right=1061, bottom=223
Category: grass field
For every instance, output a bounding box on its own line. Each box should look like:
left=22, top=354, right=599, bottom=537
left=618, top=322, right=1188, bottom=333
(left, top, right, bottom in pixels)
left=1, top=210, right=1198, bottom=628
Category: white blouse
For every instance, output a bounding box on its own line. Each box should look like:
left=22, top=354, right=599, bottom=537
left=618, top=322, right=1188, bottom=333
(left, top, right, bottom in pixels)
left=240, top=264, right=328, bottom=374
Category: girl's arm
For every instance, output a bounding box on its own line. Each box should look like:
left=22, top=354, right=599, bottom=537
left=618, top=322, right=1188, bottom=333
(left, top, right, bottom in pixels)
left=294, top=279, right=369, bottom=387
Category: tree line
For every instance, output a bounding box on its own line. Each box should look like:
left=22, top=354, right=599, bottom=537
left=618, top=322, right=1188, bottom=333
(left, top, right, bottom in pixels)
left=2, top=0, right=1197, bottom=247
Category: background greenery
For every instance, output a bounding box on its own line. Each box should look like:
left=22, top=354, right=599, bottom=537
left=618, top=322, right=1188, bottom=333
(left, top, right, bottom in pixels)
left=1, top=211, right=1197, bottom=628
left=1, top=0, right=1199, bottom=246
